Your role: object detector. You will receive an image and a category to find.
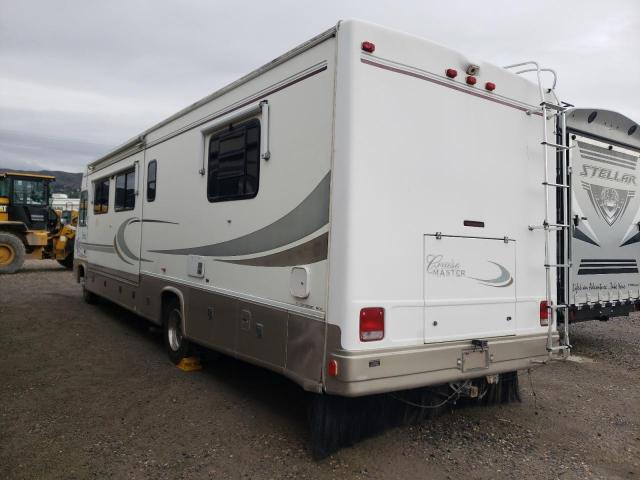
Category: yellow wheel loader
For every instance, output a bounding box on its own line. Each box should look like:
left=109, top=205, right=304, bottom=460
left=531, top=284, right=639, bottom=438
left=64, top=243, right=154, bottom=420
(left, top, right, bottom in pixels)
left=0, top=172, right=76, bottom=274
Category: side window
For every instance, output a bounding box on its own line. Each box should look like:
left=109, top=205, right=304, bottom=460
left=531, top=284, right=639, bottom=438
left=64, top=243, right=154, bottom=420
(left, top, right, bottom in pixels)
left=207, top=119, right=260, bottom=202
left=79, top=190, right=88, bottom=226
left=93, top=178, right=109, bottom=214
left=115, top=167, right=136, bottom=211
left=147, top=160, right=157, bottom=202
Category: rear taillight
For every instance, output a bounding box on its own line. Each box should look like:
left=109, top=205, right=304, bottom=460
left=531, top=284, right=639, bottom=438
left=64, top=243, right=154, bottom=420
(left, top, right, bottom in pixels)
left=360, top=307, right=384, bottom=341
left=540, top=300, right=550, bottom=326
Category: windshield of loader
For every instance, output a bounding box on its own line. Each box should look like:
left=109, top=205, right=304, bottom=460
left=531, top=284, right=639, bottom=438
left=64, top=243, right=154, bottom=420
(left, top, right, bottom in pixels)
left=12, top=178, right=47, bottom=206
left=0, top=177, right=7, bottom=197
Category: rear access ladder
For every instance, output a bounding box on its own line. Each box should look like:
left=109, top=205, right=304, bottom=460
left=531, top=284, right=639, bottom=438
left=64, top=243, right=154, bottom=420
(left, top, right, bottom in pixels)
left=504, top=61, right=571, bottom=354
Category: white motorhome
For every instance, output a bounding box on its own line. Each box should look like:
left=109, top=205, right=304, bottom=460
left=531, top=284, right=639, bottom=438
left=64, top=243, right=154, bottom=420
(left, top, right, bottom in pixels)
left=76, top=19, right=580, bottom=455
left=563, top=109, right=640, bottom=321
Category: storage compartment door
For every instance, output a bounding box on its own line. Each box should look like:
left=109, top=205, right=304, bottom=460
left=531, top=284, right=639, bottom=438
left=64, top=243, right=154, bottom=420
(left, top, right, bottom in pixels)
left=424, top=235, right=516, bottom=343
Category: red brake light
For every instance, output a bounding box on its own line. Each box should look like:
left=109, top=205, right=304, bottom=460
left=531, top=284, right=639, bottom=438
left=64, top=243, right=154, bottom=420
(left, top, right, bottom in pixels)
left=361, top=41, right=375, bottom=53
left=360, top=307, right=384, bottom=341
left=446, top=68, right=458, bottom=79
left=540, top=300, right=550, bottom=326
left=466, top=75, right=477, bottom=86
left=485, top=82, right=496, bottom=91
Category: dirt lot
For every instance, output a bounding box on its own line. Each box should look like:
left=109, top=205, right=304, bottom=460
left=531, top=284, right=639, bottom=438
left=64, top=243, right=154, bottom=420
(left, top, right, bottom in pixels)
left=1, top=261, right=639, bottom=479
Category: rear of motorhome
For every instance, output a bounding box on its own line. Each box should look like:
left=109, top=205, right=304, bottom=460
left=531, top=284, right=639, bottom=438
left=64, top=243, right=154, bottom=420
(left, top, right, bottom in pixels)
left=76, top=19, right=577, bottom=454
left=563, top=109, right=640, bottom=321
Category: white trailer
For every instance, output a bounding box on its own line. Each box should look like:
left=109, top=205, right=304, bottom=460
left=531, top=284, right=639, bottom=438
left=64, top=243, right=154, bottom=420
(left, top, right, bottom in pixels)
left=564, top=109, right=640, bottom=321
left=75, top=19, right=572, bottom=455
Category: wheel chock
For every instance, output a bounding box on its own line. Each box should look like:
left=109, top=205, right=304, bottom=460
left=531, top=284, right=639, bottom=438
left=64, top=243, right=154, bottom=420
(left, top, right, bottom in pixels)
left=177, top=357, right=202, bottom=372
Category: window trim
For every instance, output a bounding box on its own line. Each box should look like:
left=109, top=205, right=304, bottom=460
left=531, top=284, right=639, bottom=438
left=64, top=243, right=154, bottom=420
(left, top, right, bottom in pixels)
left=206, top=118, right=261, bottom=203
left=93, top=177, right=110, bottom=215
left=114, top=167, right=136, bottom=212
left=147, top=160, right=157, bottom=202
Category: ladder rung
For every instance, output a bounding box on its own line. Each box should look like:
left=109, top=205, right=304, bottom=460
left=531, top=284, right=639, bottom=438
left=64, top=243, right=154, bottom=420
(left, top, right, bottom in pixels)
left=547, top=345, right=570, bottom=353
left=541, top=141, right=570, bottom=150
left=547, top=223, right=570, bottom=228
left=542, top=181, right=570, bottom=188
left=545, top=264, right=571, bottom=268
left=540, top=101, right=567, bottom=112
left=552, top=304, right=570, bottom=310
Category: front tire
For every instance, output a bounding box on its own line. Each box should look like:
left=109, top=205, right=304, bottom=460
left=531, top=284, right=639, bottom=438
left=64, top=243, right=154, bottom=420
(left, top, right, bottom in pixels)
left=0, top=232, right=26, bottom=274
left=164, top=298, right=191, bottom=365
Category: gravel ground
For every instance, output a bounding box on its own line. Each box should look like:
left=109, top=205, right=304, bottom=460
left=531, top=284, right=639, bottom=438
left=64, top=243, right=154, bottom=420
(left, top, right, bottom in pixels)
left=1, top=261, right=639, bottom=479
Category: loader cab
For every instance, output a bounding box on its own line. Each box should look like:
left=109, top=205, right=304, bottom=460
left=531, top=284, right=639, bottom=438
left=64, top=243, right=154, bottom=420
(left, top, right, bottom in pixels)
left=0, top=172, right=54, bottom=231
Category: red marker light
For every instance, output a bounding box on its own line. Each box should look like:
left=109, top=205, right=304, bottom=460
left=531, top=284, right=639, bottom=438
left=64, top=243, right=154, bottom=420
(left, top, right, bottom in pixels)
left=446, top=68, right=458, bottom=79
left=485, top=82, right=496, bottom=91
left=361, top=41, right=375, bottom=53
left=466, top=75, right=477, bottom=86
left=328, top=359, right=339, bottom=377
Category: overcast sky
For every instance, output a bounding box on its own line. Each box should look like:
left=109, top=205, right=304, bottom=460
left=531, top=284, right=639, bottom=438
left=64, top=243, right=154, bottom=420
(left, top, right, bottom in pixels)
left=1, top=0, right=638, bottom=173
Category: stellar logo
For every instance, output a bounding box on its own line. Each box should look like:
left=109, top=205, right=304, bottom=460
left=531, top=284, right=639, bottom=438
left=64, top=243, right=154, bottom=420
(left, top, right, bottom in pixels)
left=582, top=182, right=635, bottom=226
left=579, top=164, right=636, bottom=185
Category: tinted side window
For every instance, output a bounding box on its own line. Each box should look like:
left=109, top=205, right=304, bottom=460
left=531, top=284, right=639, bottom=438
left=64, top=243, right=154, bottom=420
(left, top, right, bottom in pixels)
left=93, top=178, right=109, bottom=214
left=207, top=119, right=260, bottom=202
left=79, top=190, right=88, bottom=226
left=147, top=160, right=157, bottom=202
left=115, top=168, right=136, bottom=211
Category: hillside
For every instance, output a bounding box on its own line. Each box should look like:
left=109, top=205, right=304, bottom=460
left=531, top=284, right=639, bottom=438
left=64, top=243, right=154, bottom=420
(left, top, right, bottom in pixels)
left=0, top=169, right=82, bottom=197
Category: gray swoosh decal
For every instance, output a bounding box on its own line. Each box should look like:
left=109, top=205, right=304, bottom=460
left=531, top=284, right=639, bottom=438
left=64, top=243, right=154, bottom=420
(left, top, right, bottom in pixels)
left=469, top=261, right=513, bottom=287
left=216, top=232, right=328, bottom=267
left=116, top=218, right=140, bottom=261
left=113, top=235, right=134, bottom=265
left=150, top=172, right=330, bottom=257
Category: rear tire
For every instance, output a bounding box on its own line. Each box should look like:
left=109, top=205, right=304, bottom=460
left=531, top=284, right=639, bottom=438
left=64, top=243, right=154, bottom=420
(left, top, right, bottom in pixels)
left=0, top=232, right=26, bottom=274
left=164, top=297, right=191, bottom=365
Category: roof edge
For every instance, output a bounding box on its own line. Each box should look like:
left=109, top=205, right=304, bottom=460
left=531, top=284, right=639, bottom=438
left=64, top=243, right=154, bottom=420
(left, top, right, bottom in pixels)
left=89, top=23, right=339, bottom=169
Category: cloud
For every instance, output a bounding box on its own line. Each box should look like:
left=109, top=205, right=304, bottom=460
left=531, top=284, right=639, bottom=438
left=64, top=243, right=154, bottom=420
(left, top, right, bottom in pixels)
left=0, top=0, right=638, bottom=172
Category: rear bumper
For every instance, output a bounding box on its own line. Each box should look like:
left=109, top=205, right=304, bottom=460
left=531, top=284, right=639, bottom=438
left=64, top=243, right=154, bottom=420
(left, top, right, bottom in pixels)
left=324, top=333, right=562, bottom=397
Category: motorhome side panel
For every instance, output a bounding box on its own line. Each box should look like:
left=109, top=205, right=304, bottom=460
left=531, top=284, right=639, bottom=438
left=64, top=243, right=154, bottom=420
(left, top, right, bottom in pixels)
left=324, top=20, right=556, bottom=396
left=78, top=35, right=337, bottom=391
